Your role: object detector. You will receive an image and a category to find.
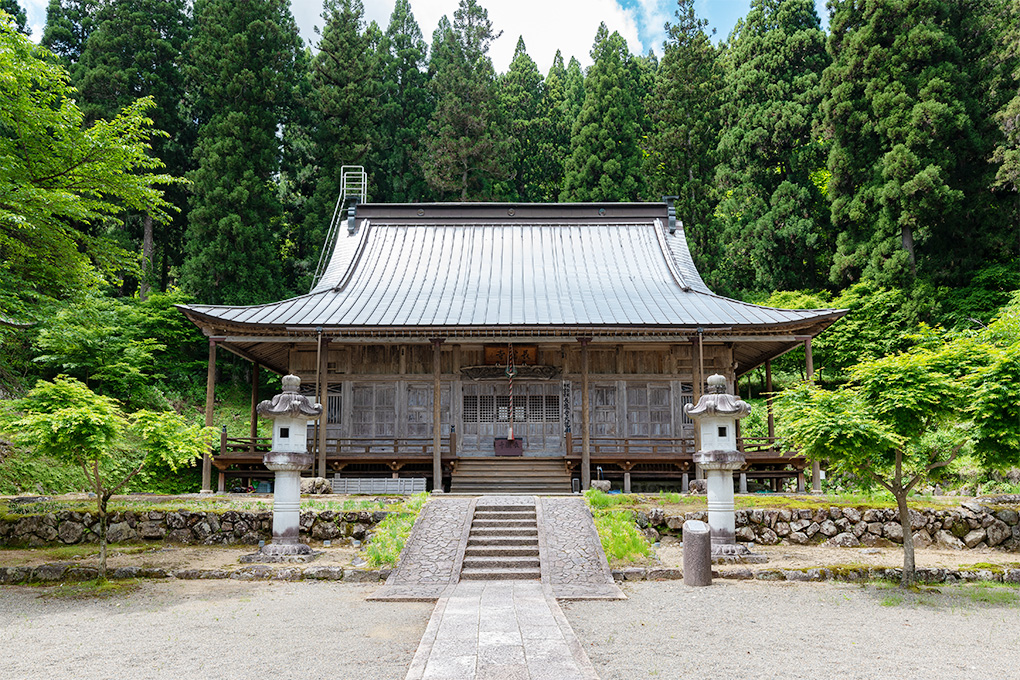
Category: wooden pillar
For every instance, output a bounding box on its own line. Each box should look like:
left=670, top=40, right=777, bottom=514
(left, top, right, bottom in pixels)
left=806, top=337, right=821, bottom=494
left=739, top=471, right=748, bottom=494
left=432, top=338, right=444, bottom=492
left=682, top=471, right=690, bottom=493
left=201, top=338, right=218, bottom=493
left=317, top=338, right=330, bottom=478
left=248, top=363, right=259, bottom=453
left=579, top=337, right=591, bottom=491
left=692, top=337, right=703, bottom=479
left=797, top=470, right=806, bottom=494
left=623, top=471, right=632, bottom=494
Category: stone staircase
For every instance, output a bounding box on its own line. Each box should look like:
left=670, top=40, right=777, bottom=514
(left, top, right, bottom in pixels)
left=449, top=457, right=573, bottom=494
left=460, top=500, right=541, bottom=581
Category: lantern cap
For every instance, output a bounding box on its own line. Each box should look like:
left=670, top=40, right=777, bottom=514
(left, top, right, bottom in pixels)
left=256, top=375, right=323, bottom=420
left=684, top=374, right=751, bottom=419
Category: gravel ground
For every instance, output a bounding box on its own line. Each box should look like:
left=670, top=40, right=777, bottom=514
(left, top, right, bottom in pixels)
left=0, top=581, right=433, bottom=680
left=562, top=580, right=1020, bottom=680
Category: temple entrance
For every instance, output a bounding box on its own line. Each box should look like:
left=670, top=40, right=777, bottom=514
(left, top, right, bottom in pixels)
left=460, top=382, right=563, bottom=456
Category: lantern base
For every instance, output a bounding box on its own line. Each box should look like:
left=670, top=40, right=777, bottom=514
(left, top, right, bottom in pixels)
left=710, top=542, right=768, bottom=564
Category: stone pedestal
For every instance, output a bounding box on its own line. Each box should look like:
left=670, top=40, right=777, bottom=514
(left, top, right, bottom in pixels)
left=262, top=451, right=314, bottom=556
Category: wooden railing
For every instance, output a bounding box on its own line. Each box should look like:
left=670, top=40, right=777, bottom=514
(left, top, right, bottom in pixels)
left=214, top=434, right=454, bottom=461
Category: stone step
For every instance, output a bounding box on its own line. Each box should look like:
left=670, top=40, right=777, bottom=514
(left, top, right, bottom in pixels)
left=451, top=485, right=571, bottom=494
left=470, top=527, right=538, bottom=537
left=467, top=536, right=539, bottom=547
left=473, top=505, right=537, bottom=512
left=471, top=519, right=536, bottom=529
left=464, top=546, right=539, bottom=558
left=459, top=567, right=542, bottom=581
left=472, top=510, right=536, bottom=520
left=462, top=555, right=541, bottom=570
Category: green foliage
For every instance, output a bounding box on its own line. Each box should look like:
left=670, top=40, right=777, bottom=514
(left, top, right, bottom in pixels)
left=646, top=0, right=723, bottom=277
left=713, top=0, right=831, bottom=296
left=374, top=0, right=432, bottom=203
left=584, top=487, right=633, bottom=510
left=73, top=0, right=192, bottom=295
left=0, top=18, right=180, bottom=323
left=822, top=0, right=1015, bottom=288
left=561, top=23, right=646, bottom=202
left=591, top=509, right=651, bottom=564
left=422, top=0, right=508, bottom=200
left=32, top=294, right=164, bottom=409
left=40, top=0, right=98, bottom=67
left=181, top=0, right=303, bottom=305
left=0, top=1, right=28, bottom=34
left=496, top=37, right=550, bottom=201
left=364, top=492, right=428, bottom=567
left=0, top=448, right=90, bottom=495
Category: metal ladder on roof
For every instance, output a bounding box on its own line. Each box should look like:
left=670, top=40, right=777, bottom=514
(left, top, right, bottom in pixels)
left=311, top=165, right=368, bottom=291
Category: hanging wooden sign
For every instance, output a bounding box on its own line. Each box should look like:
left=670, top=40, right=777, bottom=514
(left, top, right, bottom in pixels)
left=483, top=345, right=537, bottom=366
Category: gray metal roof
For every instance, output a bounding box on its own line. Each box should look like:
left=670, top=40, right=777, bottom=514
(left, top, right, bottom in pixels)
left=181, top=203, right=843, bottom=333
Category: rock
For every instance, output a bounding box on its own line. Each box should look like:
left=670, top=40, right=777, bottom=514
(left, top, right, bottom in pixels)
left=300, top=477, right=332, bottom=494
left=303, top=566, right=345, bottom=580
left=111, top=566, right=140, bottom=579
left=935, top=530, right=966, bottom=550
left=777, top=509, right=792, bottom=522
left=882, top=522, right=903, bottom=543
left=775, top=522, right=791, bottom=537
left=1003, top=569, right=1020, bottom=584
left=852, top=521, right=868, bottom=538
left=166, top=512, right=187, bottom=530
left=995, top=509, right=1019, bottom=526
left=32, top=563, right=69, bottom=581
left=789, top=519, right=810, bottom=533
left=312, top=522, right=340, bottom=540
left=784, top=570, right=812, bottom=581
left=859, top=534, right=894, bottom=548
left=863, top=509, right=881, bottom=522
left=735, top=527, right=756, bottom=542
left=804, top=522, right=820, bottom=538
left=646, top=567, right=682, bottom=581
left=634, top=512, right=649, bottom=528
left=642, top=527, right=660, bottom=543
left=842, top=507, right=862, bottom=523
left=867, top=522, right=884, bottom=535
left=351, top=523, right=369, bottom=540
left=106, top=521, right=137, bottom=543
left=834, top=518, right=851, bottom=533
left=167, top=529, right=194, bottom=544
left=720, top=568, right=753, bottom=580
left=665, top=515, right=684, bottom=530
left=825, top=532, right=860, bottom=548
left=0, top=567, right=31, bottom=584
left=818, top=520, right=839, bottom=537
left=949, top=517, right=971, bottom=538
left=590, top=480, right=611, bottom=492
left=57, top=521, right=84, bottom=544
left=911, top=530, right=933, bottom=548
left=191, top=522, right=212, bottom=541
left=986, top=519, right=1011, bottom=547
left=647, top=508, right=665, bottom=526
left=138, top=521, right=166, bottom=539
left=787, top=531, right=810, bottom=545
left=342, top=569, right=381, bottom=583
left=961, top=501, right=984, bottom=514
left=755, top=570, right=785, bottom=581
left=758, top=528, right=779, bottom=545
left=688, top=479, right=707, bottom=495
left=962, top=528, right=987, bottom=548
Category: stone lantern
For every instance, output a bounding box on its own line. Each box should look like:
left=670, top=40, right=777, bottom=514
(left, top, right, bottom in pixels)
left=684, top=374, right=763, bottom=561
left=255, top=375, right=322, bottom=557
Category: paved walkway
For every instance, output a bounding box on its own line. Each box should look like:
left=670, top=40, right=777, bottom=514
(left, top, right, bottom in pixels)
left=370, top=497, right=475, bottom=601
left=538, top=497, right=624, bottom=600
left=404, top=581, right=599, bottom=680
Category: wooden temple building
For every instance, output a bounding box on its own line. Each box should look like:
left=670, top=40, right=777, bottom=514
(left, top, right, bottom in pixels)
left=179, top=201, right=846, bottom=494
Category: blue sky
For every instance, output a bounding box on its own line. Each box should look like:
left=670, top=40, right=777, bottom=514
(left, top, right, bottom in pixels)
left=19, top=0, right=829, bottom=74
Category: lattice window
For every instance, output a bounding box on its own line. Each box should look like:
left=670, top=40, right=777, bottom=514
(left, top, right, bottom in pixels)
left=463, top=393, right=559, bottom=423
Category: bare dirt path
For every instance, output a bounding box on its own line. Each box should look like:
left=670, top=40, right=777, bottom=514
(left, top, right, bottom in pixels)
left=0, top=580, right=433, bottom=680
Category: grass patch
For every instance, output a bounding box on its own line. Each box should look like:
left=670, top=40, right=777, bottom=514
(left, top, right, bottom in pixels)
left=38, top=578, right=141, bottom=600
left=584, top=488, right=636, bottom=510
left=584, top=490, right=651, bottom=564
left=364, top=492, right=429, bottom=568
left=591, top=509, right=651, bottom=564
left=867, top=581, right=1020, bottom=608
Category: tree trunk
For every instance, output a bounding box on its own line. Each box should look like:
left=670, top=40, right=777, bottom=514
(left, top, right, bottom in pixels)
left=901, top=224, right=917, bottom=275
left=895, top=486, right=915, bottom=588
left=97, top=498, right=108, bottom=581
left=140, top=214, right=154, bottom=301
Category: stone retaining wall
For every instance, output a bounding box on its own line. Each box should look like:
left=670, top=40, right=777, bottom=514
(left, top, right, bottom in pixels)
left=640, top=500, right=1020, bottom=552
left=0, top=509, right=388, bottom=547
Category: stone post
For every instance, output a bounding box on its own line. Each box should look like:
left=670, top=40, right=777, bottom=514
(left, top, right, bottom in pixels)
left=682, top=520, right=712, bottom=587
